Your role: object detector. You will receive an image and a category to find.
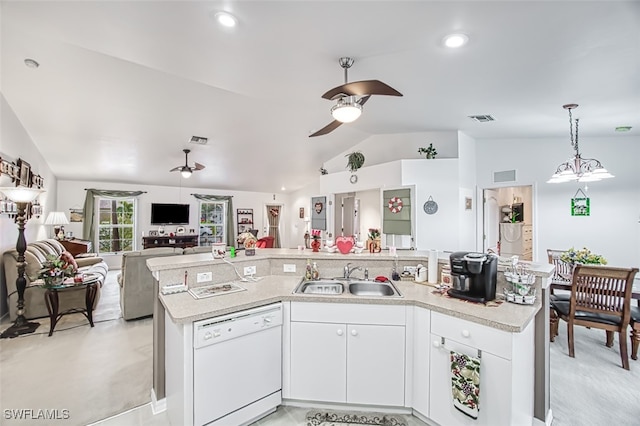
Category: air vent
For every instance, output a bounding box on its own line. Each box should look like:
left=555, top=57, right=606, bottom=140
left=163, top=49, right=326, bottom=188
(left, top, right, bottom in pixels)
left=189, top=136, right=208, bottom=145
left=468, top=115, right=495, bottom=123
left=493, top=169, right=516, bottom=183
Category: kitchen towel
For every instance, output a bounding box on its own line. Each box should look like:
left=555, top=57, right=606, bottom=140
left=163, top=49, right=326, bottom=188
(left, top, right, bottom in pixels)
left=428, top=249, right=438, bottom=284
left=450, top=350, right=481, bottom=419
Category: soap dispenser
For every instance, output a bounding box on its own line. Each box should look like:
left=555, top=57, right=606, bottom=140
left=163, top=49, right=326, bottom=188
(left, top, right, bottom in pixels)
left=312, top=262, right=320, bottom=280
left=305, top=259, right=313, bottom=280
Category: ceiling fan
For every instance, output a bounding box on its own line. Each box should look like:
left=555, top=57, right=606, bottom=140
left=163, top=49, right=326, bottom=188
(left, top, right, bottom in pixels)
left=170, top=149, right=205, bottom=178
left=309, top=57, right=403, bottom=137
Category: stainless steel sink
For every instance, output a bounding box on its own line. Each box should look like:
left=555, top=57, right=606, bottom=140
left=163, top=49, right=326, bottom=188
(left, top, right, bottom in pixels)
left=293, top=279, right=344, bottom=295
left=348, top=281, right=402, bottom=297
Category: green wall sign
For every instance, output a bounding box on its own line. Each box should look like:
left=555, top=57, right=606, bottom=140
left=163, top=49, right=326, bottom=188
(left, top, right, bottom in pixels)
left=571, top=197, right=590, bottom=216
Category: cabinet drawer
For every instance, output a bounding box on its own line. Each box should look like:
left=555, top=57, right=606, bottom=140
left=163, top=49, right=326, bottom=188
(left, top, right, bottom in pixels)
left=431, top=312, right=512, bottom=359
left=291, top=302, right=405, bottom=325
left=522, top=225, right=532, bottom=236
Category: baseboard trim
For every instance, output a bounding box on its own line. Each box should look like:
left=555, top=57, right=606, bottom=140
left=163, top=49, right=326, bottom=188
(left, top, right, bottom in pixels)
left=151, top=388, right=166, bottom=414
left=533, top=408, right=553, bottom=426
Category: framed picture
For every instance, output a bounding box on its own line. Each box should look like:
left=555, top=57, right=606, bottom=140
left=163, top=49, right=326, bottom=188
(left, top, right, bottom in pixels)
left=189, top=228, right=195, bottom=234
left=299, top=207, right=304, bottom=219
left=0, top=159, right=10, bottom=175
left=465, top=197, right=472, bottom=210
left=149, top=230, right=158, bottom=237
left=69, top=208, right=84, bottom=222
left=16, top=159, right=31, bottom=187
left=176, top=226, right=185, bottom=235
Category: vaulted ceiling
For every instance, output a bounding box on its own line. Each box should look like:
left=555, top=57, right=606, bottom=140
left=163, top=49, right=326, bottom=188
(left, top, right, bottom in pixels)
left=2, top=1, right=638, bottom=193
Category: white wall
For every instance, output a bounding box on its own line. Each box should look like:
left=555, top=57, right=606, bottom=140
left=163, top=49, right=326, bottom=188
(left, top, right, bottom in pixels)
left=286, top=180, right=320, bottom=248
left=1, top=94, right=58, bottom=315
left=476, top=135, right=640, bottom=269
left=458, top=132, right=478, bottom=251
left=322, top=131, right=459, bottom=174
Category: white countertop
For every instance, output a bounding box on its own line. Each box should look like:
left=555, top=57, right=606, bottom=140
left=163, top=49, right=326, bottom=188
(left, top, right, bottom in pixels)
left=159, top=274, right=541, bottom=332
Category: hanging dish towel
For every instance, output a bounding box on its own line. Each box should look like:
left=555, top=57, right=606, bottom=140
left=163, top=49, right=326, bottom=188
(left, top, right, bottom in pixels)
left=450, top=350, right=481, bottom=419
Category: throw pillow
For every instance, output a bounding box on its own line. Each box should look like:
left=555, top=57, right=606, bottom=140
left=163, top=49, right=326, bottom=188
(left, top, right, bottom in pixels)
left=60, top=251, right=78, bottom=270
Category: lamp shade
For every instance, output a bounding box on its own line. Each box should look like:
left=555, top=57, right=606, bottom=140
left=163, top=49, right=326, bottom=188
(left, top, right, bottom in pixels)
left=331, top=103, right=362, bottom=123
left=0, top=187, right=44, bottom=203
left=44, top=211, right=69, bottom=225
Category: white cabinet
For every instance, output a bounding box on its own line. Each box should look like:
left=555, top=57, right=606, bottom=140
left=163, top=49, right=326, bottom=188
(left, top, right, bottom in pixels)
left=289, top=302, right=406, bottom=407
left=500, top=223, right=532, bottom=261
left=428, top=312, right=534, bottom=426
left=411, top=306, right=431, bottom=418
left=290, top=321, right=346, bottom=402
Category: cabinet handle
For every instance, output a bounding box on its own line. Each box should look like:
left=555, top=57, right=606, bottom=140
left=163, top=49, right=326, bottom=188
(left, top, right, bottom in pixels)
left=337, top=329, right=344, bottom=336
left=351, top=329, right=358, bottom=336
left=461, top=329, right=471, bottom=338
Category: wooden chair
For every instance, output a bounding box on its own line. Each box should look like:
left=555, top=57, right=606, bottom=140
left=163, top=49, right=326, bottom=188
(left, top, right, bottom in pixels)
left=550, top=264, right=638, bottom=370
left=547, top=249, right=572, bottom=342
left=631, top=303, right=640, bottom=361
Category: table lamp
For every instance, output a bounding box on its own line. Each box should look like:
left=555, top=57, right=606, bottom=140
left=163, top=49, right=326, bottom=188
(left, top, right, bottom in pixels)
left=0, top=186, right=45, bottom=338
left=44, top=211, right=69, bottom=239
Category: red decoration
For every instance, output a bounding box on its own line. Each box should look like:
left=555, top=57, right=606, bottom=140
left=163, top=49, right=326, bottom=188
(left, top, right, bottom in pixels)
left=388, top=197, right=403, bottom=213
left=336, top=236, right=354, bottom=254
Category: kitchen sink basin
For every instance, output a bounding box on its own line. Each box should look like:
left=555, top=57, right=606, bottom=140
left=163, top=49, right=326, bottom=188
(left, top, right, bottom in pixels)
left=293, top=279, right=344, bottom=295
left=348, top=281, right=402, bottom=297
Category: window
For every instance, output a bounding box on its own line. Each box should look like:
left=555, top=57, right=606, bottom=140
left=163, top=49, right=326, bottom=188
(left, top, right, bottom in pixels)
left=97, top=197, right=135, bottom=254
left=199, top=201, right=226, bottom=246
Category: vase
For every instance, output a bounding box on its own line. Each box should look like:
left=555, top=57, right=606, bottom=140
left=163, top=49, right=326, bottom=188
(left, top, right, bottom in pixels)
left=311, top=239, right=320, bottom=252
left=368, top=238, right=381, bottom=253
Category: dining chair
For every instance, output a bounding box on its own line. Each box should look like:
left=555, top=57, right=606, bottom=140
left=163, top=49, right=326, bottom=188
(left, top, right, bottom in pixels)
left=631, top=302, right=639, bottom=360
left=550, top=264, right=638, bottom=370
left=547, top=249, right=572, bottom=342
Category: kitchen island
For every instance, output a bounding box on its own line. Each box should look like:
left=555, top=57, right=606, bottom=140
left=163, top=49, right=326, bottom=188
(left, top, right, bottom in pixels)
left=148, top=249, right=553, bottom=425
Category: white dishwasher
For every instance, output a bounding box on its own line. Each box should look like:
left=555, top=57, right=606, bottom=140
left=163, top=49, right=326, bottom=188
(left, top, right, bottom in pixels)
left=193, top=303, right=283, bottom=426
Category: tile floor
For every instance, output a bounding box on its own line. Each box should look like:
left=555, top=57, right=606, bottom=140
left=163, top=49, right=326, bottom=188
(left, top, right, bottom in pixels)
left=90, top=404, right=429, bottom=426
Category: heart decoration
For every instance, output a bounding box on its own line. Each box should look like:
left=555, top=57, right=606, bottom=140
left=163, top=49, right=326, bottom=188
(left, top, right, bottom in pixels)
left=335, top=236, right=354, bottom=254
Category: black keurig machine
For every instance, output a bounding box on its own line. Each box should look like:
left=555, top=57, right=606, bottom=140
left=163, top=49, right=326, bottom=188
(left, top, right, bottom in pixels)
left=448, top=251, right=498, bottom=303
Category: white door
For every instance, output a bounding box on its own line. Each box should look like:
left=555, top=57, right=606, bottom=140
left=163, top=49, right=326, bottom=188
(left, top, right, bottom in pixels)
left=347, top=324, right=405, bottom=406
left=290, top=322, right=347, bottom=402
left=483, top=189, right=500, bottom=253
left=429, top=334, right=511, bottom=426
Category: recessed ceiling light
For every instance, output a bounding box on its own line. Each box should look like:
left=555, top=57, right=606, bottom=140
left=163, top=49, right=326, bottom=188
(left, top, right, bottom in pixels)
left=214, top=11, right=237, bottom=28
left=615, top=126, right=632, bottom=132
left=281, top=186, right=286, bottom=191
left=443, top=33, right=469, bottom=48
left=24, top=58, right=40, bottom=68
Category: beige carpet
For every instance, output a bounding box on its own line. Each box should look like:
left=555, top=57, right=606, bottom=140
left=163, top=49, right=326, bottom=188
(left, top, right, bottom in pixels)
left=0, top=270, right=152, bottom=426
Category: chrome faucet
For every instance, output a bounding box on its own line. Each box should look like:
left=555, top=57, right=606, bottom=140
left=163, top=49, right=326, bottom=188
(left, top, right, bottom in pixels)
left=344, top=263, right=362, bottom=279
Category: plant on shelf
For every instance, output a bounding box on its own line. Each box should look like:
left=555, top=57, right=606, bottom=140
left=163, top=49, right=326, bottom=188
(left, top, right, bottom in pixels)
left=35, top=254, right=77, bottom=286
left=560, top=247, right=607, bottom=265
left=418, top=143, right=438, bottom=159
left=368, top=228, right=381, bottom=240
left=345, top=151, right=365, bottom=173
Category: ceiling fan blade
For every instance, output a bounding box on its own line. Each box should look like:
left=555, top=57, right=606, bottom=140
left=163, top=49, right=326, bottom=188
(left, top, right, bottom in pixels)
left=193, top=162, right=205, bottom=171
left=169, top=166, right=182, bottom=172
left=309, top=120, right=343, bottom=137
left=357, top=95, right=372, bottom=106
left=321, top=80, right=403, bottom=100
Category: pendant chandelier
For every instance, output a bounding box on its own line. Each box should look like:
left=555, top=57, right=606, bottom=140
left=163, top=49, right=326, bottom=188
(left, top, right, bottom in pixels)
left=547, top=104, right=614, bottom=183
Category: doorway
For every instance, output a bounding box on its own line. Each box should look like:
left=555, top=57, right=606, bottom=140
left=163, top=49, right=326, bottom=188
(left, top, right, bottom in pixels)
left=333, top=193, right=360, bottom=239
left=483, top=185, right=534, bottom=261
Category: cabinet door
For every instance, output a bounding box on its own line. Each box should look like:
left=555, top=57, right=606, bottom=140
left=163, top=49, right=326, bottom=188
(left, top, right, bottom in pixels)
left=429, top=333, right=511, bottom=426
left=347, top=324, right=405, bottom=406
left=290, top=321, right=346, bottom=402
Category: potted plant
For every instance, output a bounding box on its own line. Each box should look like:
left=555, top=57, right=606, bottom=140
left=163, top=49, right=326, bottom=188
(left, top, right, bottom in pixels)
left=367, top=228, right=381, bottom=253
left=418, top=143, right=438, bottom=159
left=346, top=151, right=365, bottom=173
left=36, top=254, right=77, bottom=287
left=560, top=247, right=607, bottom=265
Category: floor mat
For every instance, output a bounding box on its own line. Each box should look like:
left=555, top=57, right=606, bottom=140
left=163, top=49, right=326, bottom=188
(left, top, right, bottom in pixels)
left=305, top=410, right=407, bottom=426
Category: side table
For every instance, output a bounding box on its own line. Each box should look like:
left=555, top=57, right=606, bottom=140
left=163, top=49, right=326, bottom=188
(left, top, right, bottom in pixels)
left=40, top=273, right=101, bottom=337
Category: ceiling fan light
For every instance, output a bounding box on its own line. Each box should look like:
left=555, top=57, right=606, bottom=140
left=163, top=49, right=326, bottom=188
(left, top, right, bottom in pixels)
left=443, top=33, right=469, bottom=48
left=331, top=102, right=362, bottom=123
left=181, top=169, right=192, bottom=179
left=214, top=11, right=237, bottom=28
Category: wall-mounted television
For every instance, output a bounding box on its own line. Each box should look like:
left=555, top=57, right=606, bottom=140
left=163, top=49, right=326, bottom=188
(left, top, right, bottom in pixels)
left=151, top=203, right=190, bottom=225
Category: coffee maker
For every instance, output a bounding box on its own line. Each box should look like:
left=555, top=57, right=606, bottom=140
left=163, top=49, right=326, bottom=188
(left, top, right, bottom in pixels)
left=448, top=251, right=498, bottom=303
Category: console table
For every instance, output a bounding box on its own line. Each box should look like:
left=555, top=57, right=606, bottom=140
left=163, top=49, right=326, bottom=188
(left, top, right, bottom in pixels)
left=143, top=235, right=199, bottom=249
left=60, top=238, right=92, bottom=257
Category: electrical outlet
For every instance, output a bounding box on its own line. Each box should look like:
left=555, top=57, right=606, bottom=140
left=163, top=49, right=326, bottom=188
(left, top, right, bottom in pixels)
left=244, top=265, right=257, bottom=276
left=283, top=264, right=296, bottom=273
left=197, top=272, right=212, bottom=283
left=404, top=266, right=417, bottom=275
